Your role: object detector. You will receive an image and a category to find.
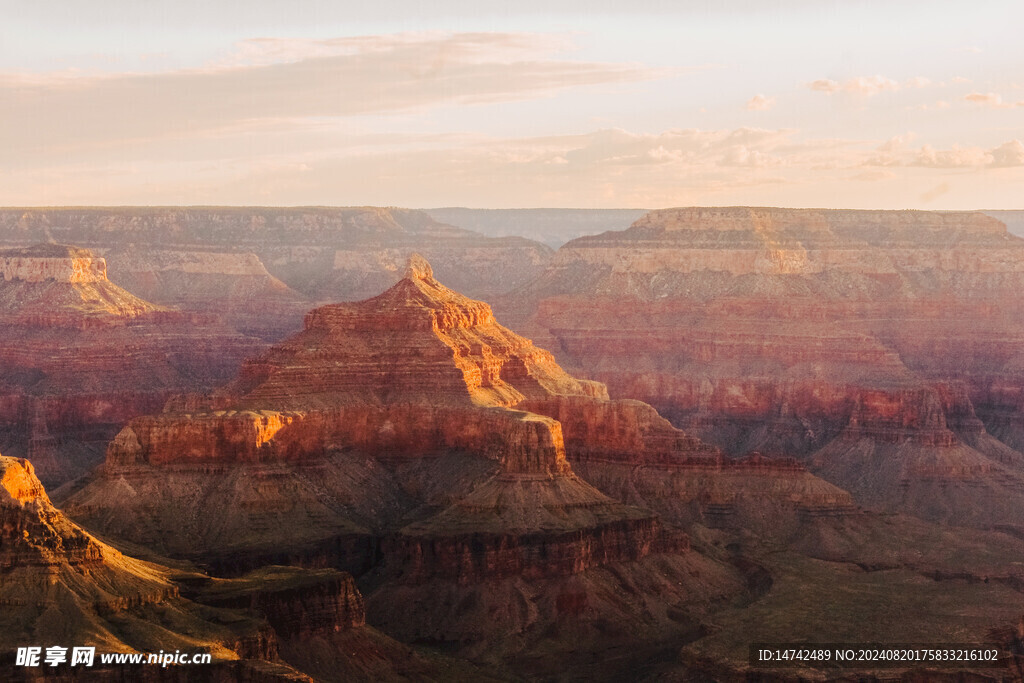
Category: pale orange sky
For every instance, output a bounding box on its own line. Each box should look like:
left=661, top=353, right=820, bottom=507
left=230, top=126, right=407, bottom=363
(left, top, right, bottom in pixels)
left=1, top=1, right=1022, bottom=209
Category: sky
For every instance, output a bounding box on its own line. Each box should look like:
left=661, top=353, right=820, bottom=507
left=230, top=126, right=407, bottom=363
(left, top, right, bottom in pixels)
left=1, top=0, right=1022, bottom=209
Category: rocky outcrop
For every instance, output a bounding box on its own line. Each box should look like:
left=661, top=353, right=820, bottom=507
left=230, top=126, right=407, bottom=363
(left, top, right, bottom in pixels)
left=0, top=243, right=107, bottom=282
left=0, top=244, right=162, bottom=325
left=195, top=567, right=366, bottom=637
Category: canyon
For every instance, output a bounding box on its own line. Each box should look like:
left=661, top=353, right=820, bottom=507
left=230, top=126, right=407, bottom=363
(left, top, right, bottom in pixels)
left=424, top=207, right=649, bottom=247
left=6, top=207, right=1024, bottom=680
left=504, top=207, right=1024, bottom=531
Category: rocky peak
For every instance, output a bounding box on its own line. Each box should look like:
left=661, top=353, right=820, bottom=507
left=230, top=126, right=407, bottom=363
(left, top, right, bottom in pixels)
left=265, top=254, right=594, bottom=410
left=404, top=252, right=434, bottom=281
left=0, top=456, right=49, bottom=506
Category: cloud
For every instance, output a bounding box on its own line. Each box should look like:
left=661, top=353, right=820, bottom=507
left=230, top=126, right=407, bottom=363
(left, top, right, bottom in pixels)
left=963, top=92, right=1024, bottom=108
left=0, top=124, right=852, bottom=206
left=745, top=94, right=776, bottom=111
left=913, top=145, right=990, bottom=168
left=912, top=140, right=1024, bottom=168
left=808, top=79, right=841, bottom=93
left=864, top=136, right=1024, bottom=170
left=807, top=74, right=930, bottom=97
left=0, top=32, right=666, bottom=161
left=990, top=140, right=1024, bottom=168
left=5, top=122, right=1022, bottom=208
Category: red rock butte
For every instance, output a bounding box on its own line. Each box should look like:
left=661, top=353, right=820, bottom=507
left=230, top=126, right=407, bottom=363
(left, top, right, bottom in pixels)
left=108, top=253, right=722, bottom=478
left=0, top=243, right=162, bottom=325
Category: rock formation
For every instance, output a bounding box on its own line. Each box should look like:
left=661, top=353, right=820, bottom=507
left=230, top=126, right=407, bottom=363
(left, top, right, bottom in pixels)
left=503, top=207, right=1024, bottom=528
left=63, top=256, right=663, bottom=565
left=0, top=244, right=266, bottom=486
left=64, top=253, right=848, bottom=560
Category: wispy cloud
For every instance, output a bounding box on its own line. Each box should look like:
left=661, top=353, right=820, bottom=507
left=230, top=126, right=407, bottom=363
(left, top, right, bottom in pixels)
left=745, top=94, right=776, bottom=111
left=0, top=32, right=667, bottom=161
left=867, top=136, right=1024, bottom=169
left=963, top=92, right=1024, bottom=108
left=4, top=123, right=1022, bottom=208
left=920, top=182, right=951, bottom=202
left=807, top=74, right=931, bottom=97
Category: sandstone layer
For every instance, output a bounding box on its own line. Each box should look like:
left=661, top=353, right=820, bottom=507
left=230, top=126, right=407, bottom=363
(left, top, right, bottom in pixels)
left=506, top=207, right=1024, bottom=529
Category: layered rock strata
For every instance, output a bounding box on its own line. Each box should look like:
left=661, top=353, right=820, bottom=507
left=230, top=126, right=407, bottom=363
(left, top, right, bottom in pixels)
left=102, top=246, right=310, bottom=340
left=57, top=254, right=859, bottom=673
left=0, top=245, right=265, bottom=486
left=0, top=208, right=554, bottom=340
left=507, top=207, right=1024, bottom=527
left=2, top=454, right=473, bottom=682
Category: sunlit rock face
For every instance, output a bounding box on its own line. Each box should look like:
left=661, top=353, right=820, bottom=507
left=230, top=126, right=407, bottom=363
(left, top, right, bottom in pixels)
left=63, top=255, right=663, bottom=566
left=0, top=243, right=108, bottom=283
left=502, top=207, right=1024, bottom=527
